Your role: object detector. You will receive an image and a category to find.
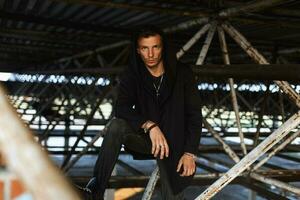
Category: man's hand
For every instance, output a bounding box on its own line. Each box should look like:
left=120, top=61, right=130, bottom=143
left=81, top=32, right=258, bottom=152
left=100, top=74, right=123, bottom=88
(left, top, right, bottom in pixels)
left=176, top=154, right=196, bottom=176
left=149, top=126, right=169, bottom=159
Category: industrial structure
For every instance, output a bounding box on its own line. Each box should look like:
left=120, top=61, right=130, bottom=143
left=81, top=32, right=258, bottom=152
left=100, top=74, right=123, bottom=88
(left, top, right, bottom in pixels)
left=0, top=0, right=300, bottom=199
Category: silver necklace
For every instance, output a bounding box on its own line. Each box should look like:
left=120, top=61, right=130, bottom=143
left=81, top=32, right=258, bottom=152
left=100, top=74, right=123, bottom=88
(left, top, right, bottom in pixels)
left=153, top=74, right=164, bottom=97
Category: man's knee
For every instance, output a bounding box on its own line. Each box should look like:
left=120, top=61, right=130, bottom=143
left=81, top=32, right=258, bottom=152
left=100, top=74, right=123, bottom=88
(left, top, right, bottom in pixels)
left=107, top=118, right=128, bottom=128
left=105, top=118, right=129, bottom=137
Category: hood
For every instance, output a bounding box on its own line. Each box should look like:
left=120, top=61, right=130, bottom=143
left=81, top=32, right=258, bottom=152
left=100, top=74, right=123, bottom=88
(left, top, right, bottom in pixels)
left=127, top=26, right=178, bottom=87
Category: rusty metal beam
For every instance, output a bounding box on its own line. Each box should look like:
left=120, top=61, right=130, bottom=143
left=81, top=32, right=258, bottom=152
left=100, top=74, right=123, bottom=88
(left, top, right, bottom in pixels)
left=176, top=24, right=211, bottom=59
left=218, top=0, right=288, bottom=18
left=5, top=64, right=300, bottom=80
left=218, top=25, right=247, bottom=155
left=196, top=111, right=300, bottom=199
left=0, top=85, right=80, bottom=200
left=196, top=22, right=217, bottom=65
left=222, top=22, right=300, bottom=109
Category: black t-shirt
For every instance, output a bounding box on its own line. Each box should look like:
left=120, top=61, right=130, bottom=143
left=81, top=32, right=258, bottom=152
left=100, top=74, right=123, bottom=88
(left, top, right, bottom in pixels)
left=152, top=74, right=164, bottom=97
left=153, top=74, right=163, bottom=88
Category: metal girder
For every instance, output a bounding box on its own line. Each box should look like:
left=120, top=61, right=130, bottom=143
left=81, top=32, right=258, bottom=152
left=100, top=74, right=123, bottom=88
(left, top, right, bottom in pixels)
left=141, top=167, right=159, bottom=200
left=218, top=0, right=288, bottom=18
left=176, top=23, right=211, bottom=59
left=197, top=111, right=300, bottom=199
left=252, top=130, right=300, bottom=171
left=197, top=156, right=292, bottom=200
left=222, top=22, right=300, bottom=109
left=164, top=0, right=292, bottom=32
left=5, top=64, right=300, bottom=80
left=0, top=10, right=129, bottom=34
left=72, top=168, right=300, bottom=186
left=56, top=40, right=130, bottom=63
left=61, top=85, right=115, bottom=169
left=0, top=85, right=80, bottom=199
left=52, top=0, right=210, bottom=18
left=217, top=25, right=247, bottom=155
left=196, top=22, right=217, bottom=65
left=63, top=130, right=104, bottom=172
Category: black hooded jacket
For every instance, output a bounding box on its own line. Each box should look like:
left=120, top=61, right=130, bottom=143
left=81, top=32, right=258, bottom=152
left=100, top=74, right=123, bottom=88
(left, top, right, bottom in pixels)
left=115, top=30, right=202, bottom=194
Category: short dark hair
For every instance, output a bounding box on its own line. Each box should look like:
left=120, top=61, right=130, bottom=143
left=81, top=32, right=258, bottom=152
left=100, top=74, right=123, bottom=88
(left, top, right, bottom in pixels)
left=130, top=25, right=177, bottom=86
left=135, top=25, right=164, bottom=43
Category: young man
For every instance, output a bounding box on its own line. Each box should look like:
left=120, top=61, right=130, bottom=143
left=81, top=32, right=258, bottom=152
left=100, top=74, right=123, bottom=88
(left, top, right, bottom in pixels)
left=82, top=26, right=202, bottom=200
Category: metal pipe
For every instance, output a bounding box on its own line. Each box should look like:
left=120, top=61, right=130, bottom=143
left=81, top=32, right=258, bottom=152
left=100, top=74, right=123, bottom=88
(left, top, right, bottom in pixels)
left=222, top=22, right=300, bottom=109
left=196, top=22, right=217, bottom=65
left=196, top=111, right=300, bottom=199
left=141, top=166, right=160, bottom=200
left=217, top=26, right=247, bottom=155
left=176, top=24, right=211, bottom=59
left=253, top=130, right=300, bottom=171
left=250, top=173, right=300, bottom=196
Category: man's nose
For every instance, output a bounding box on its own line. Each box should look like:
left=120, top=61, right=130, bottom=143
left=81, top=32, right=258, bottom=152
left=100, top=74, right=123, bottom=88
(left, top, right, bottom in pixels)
left=148, top=49, right=154, bottom=58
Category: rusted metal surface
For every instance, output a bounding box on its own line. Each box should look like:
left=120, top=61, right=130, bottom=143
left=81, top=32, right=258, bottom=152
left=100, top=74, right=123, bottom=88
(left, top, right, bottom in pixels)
left=164, top=18, right=209, bottom=33
left=176, top=23, right=211, bottom=59
left=196, top=22, right=217, bottom=65
left=253, top=130, right=300, bottom=171
left=141, top=166, right=159, bottom=200
left=196, top=111, right=300, bottom=199
left=202, top=116, right=300, bottom=197
left=222, top=22, right=300, bottom=109
left=217, top=26, right=247, bottom=155
left=250, top=173, right=300, bottom=196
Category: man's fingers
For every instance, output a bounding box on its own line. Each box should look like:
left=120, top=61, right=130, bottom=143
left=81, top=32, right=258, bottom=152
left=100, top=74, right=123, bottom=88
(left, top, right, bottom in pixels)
left=181, top=166, right=187, bottom=176
left=151, top=145, right=155, bottom=154
left=160, top=144, right=165, bottom=159
left=164, top=141, right=169, bottom=157
left=154, top=143, right=161, bottom=157
left=176, top=160, right=183, bottom=172
left=152, top=142, right=158, bottom=155
left=180, top=164, right=196, bottom=176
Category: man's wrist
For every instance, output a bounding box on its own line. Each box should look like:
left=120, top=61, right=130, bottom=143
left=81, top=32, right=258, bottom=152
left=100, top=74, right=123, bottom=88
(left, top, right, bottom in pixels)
left=145, top=123, right=157, bottom=133
left=184, top=152, right=197, bottom=160
left=142, top=120, right=156, bottom=133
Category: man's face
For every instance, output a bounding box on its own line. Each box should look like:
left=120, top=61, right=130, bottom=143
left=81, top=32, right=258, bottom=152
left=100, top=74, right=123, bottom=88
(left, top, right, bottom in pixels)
left=137, top=34, right=163, bottom=69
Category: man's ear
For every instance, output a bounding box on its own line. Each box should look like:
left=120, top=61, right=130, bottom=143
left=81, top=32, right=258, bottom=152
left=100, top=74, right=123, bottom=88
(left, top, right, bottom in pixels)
left=137, top=48, right=140, bottom=54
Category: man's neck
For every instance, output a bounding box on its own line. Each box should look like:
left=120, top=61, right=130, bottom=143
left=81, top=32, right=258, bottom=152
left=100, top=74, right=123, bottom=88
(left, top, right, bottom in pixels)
left=146, top=64, right=164, bottom=77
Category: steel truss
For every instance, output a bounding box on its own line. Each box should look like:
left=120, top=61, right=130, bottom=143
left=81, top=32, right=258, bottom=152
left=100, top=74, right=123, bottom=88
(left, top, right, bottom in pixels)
left=0, top=0, right=300, bottom=199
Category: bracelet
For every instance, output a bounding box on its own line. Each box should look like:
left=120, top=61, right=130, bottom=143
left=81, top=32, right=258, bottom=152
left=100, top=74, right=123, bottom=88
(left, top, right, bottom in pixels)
left=184, top=152, right=197, bottom=160
left=144, top=123, right=157, bottom=134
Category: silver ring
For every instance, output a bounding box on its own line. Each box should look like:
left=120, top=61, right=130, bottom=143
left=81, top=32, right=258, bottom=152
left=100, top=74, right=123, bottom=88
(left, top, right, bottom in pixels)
left=160, top=144, right=164, bottom=147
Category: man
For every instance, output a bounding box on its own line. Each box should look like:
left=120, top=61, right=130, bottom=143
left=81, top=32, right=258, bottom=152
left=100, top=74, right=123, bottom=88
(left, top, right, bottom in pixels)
left=82, top=25, right=202, bottom=200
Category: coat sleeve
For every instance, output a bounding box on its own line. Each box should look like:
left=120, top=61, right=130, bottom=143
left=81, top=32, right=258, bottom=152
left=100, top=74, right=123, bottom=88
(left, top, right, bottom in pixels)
left=183, top=67, right=202, bottom=155
left=115, top=72, right=147, bottom=131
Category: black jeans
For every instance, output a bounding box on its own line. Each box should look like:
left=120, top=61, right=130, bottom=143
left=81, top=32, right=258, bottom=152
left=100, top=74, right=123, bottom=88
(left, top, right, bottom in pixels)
left=93, top=118, right=184, bottom=200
